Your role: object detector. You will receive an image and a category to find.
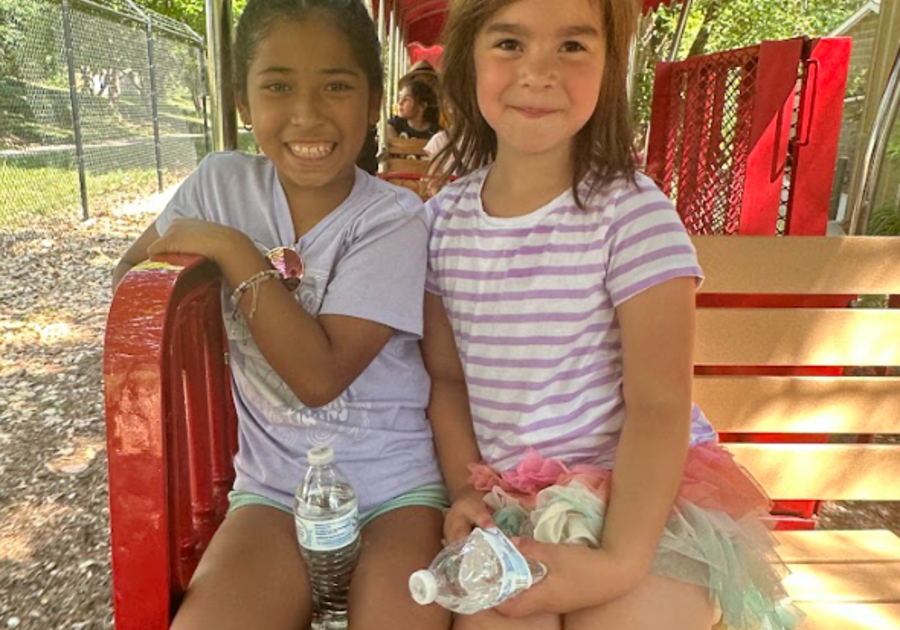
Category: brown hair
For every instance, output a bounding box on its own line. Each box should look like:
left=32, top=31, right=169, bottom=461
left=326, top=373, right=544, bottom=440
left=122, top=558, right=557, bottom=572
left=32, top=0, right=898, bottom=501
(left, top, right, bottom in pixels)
left=435, top=0, right=638, bottom=206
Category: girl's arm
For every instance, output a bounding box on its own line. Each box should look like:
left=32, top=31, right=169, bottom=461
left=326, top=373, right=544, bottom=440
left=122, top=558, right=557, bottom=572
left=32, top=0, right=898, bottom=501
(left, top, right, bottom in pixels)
left=112, top=223, right=160, bottom=291
left=600, top=276, right=696, bottom=585
left=147, top=219, right=395, bottom=409
left=421, top=292, right=494, bottom=540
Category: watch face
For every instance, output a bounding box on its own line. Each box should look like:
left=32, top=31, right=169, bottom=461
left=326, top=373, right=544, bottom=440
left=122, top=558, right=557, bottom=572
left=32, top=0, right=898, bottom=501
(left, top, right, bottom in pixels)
left=267, top=247, right=305, bottom=293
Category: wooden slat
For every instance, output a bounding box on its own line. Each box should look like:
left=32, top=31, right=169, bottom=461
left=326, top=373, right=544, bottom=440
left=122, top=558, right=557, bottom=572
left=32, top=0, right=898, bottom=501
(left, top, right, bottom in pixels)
left=727, top=444, right=900, bottom=500
left=694, top=376, right=900, bottom=434
left=785, top=562, right=900, bottom=602
left=695, top=309, right=900, bottom=366
left=774, top=530, right=900, bottom=564
left=796, top=603, right=900, bottom=630
left=693, top=236, right=900, bottom=295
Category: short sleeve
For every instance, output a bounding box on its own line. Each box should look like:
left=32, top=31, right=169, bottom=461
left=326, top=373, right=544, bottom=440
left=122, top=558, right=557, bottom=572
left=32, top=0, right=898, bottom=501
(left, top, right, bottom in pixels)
left=388, top=116, right=404, bottom=134
left=423, top=195, right=443, bottom=296
left=155, top=156, right=210, bottom=235
left=604, top=177, right=704, bottom=307
left=318, top=208, right=429, bottom=338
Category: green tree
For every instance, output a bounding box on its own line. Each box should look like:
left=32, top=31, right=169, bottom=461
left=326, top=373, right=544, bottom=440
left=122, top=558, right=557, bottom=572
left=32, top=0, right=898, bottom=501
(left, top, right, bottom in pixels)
left=0, top=0, right=41, bottom=77
left=139, top=0, right=248, bottom=39
left=671, top=0, right=863, bottom=58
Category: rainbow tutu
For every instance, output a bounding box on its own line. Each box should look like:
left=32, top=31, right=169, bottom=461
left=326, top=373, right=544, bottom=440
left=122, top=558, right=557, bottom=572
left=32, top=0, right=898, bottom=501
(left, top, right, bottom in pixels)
left=469, top=443, right=804, bottom=629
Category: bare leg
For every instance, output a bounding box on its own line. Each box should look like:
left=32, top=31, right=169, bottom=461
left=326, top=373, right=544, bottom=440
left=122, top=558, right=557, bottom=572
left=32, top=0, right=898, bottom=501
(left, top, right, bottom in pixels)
left=347, top=505, right=450, bottom=629
left=171, top=505, right=311, bottom=630
left=452, top=610, right=559, bottom=630
left=565, top=573, right=714, bottom=630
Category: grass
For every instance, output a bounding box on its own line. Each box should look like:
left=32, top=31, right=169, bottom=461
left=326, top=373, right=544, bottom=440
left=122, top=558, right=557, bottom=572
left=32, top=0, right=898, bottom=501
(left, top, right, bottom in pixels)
left=1, top=76, right=206, bottom=150
left=0, top=163, right=162, bottom=229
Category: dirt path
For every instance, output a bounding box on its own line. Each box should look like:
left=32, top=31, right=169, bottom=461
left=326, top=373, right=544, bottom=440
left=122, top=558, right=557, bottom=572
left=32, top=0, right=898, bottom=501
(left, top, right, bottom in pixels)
left=0, top=197, right=165, bottom=630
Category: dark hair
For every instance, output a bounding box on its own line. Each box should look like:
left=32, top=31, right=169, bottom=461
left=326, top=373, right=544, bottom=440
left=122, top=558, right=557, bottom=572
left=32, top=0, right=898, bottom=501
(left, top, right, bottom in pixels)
left=400, top=78, right=440, bottom=127
left=233, top=0, right=383, bottom=173
left=435, top=0, right=638, bottom=206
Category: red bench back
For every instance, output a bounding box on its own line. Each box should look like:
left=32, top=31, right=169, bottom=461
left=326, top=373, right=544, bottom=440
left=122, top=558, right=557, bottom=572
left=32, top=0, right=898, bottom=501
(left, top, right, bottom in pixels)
left=104, top=255, right=237, bottom=630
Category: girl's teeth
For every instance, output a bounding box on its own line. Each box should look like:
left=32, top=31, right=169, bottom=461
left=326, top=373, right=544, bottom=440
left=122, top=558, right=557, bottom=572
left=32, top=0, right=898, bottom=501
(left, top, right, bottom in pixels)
left=289, top=143, right=333, bottom=158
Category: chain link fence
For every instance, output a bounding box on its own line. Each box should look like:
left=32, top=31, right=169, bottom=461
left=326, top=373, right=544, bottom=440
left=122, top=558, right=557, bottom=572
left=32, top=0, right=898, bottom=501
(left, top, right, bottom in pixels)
left=0, top=0, right=209, bottom=241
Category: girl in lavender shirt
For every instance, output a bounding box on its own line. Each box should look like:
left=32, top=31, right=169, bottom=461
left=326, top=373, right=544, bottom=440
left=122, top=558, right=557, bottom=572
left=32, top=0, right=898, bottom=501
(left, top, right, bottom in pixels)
left=422, top=1, right=801, bottom=629
left=113, top=1, right=447, bottom=629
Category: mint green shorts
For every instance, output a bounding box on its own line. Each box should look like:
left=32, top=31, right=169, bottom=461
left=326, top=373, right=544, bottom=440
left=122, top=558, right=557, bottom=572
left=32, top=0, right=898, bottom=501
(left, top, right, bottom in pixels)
left=228, top=483, right=449, bottom=528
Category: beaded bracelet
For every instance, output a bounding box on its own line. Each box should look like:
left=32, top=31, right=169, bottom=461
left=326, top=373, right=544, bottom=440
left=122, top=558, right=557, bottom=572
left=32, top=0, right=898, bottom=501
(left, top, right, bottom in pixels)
left=230, top=269, right=281, bottom=321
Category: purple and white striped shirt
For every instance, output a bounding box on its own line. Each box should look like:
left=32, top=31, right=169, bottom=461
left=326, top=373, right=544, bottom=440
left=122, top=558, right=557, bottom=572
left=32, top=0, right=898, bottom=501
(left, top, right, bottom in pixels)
left=427, top=167, right=717, bottom=472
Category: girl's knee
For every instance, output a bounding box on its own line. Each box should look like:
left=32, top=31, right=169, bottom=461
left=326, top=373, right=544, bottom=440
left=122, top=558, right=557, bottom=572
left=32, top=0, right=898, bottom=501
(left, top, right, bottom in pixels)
left=565, top=574, right=713, bottom=630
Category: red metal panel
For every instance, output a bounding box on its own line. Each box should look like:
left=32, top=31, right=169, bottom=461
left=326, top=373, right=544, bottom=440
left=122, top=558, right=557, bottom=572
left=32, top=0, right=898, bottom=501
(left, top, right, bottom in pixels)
left=784, top=38, right=851, bottom=235
left=738, top=38, right=803, bottom=235
left=647, top=45, right=764, bottom=234
left=104, top=255, right=233, bottom=629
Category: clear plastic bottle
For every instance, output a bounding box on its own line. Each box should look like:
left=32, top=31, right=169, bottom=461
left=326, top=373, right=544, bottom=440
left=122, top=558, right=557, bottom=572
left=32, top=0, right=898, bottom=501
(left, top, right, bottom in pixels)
left=294, top=446, right=360, bottom=629
left=409, top=527, right=548, bottom=615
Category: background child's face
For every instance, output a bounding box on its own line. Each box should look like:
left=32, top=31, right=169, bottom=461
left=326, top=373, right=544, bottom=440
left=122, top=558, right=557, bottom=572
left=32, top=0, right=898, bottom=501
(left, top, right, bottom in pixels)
left=397, top=88, right=420, bottom=120
left=239, top=18, right=378, bottom=200
left=474, top=0, right=605, bottom=159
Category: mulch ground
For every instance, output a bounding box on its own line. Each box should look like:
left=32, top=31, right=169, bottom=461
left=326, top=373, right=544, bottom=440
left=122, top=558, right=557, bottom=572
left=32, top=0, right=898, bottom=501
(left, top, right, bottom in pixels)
left=0, top=191, right=897, bottom=629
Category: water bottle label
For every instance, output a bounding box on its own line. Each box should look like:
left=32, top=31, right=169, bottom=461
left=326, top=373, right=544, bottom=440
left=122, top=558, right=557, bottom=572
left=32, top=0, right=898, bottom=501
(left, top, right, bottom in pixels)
left=295, top=508, right=359, bottom=551
left=478, top=527, right=533, bottom=605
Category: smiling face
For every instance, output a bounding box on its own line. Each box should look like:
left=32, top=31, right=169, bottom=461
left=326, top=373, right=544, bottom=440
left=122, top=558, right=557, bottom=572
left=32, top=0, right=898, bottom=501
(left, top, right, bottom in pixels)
left=238, top=16, right=380, bottom=205
left=473, top=0, right=606, bottom=161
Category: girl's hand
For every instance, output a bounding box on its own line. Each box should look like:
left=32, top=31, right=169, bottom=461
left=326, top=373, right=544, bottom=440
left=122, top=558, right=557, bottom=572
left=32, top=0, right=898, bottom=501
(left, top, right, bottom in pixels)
left=147, top=218, right=249, bottom=265
left=495, top=539, right=642, bottom=617
left=444, top=486, right=495, bottom=543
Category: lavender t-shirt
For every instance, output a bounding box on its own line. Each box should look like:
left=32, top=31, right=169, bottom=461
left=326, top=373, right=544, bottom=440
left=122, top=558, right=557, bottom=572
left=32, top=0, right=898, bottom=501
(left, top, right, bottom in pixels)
left=426, top=167, right=717, bottom=472
left=157, top=152, right=442, bottom=512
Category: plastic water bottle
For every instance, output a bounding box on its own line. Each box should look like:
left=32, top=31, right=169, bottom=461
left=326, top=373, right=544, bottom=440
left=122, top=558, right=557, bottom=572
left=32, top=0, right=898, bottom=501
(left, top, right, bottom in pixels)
left=294, top=446, right=360, bottom=629
left=409, top=527, right=548, bottom=614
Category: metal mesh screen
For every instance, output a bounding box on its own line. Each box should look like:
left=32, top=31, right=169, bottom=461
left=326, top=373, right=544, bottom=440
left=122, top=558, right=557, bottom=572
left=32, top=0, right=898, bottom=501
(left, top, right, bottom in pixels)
left=657, top=47, right=759, bottom=235
left=0, top=0, right=207, bottom=241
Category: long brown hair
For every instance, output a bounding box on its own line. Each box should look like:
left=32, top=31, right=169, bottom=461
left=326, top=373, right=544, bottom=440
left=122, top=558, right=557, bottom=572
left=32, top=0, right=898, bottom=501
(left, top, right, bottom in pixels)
left=435, top=0, right=638, bottom=206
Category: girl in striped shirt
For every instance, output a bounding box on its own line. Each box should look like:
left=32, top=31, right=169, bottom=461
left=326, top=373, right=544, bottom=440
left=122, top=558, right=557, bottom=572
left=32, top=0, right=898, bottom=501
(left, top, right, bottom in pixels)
left=421, top=0, right=801, bottom=629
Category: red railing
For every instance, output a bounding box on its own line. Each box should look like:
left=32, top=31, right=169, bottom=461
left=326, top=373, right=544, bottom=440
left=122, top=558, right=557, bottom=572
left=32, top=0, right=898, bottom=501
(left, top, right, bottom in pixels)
left=104, top=256, right=236, bottom=630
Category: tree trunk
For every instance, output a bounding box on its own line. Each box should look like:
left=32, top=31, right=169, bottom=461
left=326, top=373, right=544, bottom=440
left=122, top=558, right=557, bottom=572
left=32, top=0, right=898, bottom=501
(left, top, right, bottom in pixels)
left=688, top=0, right=725, bottom=58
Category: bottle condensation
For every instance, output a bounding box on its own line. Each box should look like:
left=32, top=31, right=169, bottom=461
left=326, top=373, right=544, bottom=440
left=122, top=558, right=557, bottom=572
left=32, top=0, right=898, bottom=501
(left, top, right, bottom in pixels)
left=409, top=527, right=548, bottom=615
left=294, top=446, right=361, bottom=629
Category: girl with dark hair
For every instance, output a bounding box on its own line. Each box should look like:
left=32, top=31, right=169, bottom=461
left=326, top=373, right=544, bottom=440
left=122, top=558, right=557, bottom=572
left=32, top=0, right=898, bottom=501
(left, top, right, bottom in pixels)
left=422, top=0, right=803, bottom=629
left=112, top=1, right=450, bottom=629
left=388, top=78, right=442, bottom=140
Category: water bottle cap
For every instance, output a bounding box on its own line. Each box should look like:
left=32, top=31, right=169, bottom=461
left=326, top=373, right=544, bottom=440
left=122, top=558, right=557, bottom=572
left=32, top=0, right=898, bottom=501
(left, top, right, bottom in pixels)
left=409, top=570, right=438, bottom=605
left=307, top=446, right=334, bottom=466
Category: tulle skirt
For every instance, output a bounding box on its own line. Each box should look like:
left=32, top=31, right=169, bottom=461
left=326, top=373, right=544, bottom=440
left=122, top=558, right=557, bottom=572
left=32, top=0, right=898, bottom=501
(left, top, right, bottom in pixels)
left=468, top=442, right=804, bottom=630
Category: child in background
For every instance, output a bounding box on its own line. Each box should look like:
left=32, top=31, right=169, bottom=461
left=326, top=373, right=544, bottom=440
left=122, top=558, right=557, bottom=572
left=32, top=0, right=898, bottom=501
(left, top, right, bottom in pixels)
left=113, top=1, right=449, bottom=629
left=388, top=78, right=443, bottom=140
left=422, top=0, right=802, bottom=629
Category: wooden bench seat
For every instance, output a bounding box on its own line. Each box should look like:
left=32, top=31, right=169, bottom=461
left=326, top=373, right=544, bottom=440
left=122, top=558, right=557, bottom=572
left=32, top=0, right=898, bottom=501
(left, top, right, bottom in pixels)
left=693, top=236, right=900, bottom=630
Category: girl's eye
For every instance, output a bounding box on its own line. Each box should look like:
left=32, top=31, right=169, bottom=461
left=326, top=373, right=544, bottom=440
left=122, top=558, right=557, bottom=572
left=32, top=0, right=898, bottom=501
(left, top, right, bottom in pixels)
left=561, top=41, right=587, bottom=53
left=326, top=82, right=353, bottom=93
left=265, top=82, right=290, bottom=93
left=495, top=39, right=522, bottom=52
